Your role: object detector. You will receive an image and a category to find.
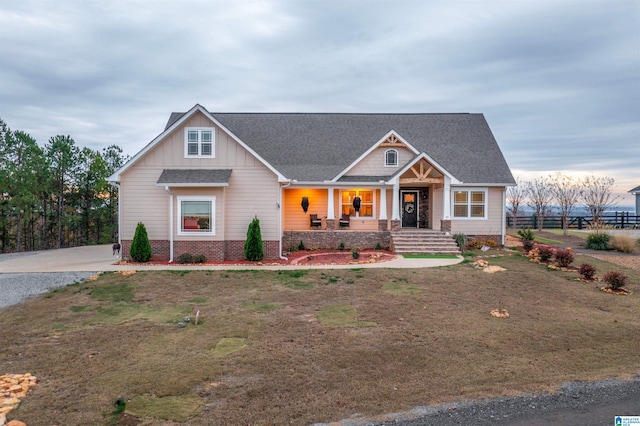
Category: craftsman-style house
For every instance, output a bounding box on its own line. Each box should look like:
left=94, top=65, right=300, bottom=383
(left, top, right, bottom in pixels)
left=108, top=104, right=515, bottom=261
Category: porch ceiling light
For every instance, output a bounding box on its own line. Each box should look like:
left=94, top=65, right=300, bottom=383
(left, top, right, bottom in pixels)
left=301, top=196, right=309, bottom=213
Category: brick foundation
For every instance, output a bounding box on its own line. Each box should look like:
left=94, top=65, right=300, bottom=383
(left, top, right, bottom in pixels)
left=282, top=231, right=391, bottom=251
left=122, top=239, right=280, bottom=261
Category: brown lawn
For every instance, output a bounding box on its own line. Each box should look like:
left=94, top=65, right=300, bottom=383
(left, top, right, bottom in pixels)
left=1, top=250, right=639, bottom=425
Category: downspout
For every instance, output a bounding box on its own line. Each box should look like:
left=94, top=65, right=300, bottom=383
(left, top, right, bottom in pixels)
left=501, top=188, right=506, bottom=247
left=165, top=186, right=174, bottom=263
left=116, top=183, right=122, bottom=256
left=278, top=180, right=292, bottom=261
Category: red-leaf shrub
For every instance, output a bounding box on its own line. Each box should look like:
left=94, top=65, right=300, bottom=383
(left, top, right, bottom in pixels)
left=578, top=263, right=596, bottom=281
left=538, top=246, right=554, bottom=261
left=603, top=271, right=629, bottom=290
left=554, top=248, right=574, bottom=268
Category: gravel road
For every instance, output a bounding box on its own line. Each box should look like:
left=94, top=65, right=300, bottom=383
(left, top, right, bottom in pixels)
left=0, top=272, right=96, bottom=309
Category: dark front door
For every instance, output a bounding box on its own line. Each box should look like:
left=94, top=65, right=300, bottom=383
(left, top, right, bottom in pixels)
left=401, top=191, right=418, bottom=228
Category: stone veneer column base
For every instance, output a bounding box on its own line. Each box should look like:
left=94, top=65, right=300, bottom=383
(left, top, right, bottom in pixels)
left=325, top=219, right=336, bottom=230
left=378, top=219, right=388, bottom=231
left=441, top=220, right=452, bottom=233
left=391, top=220, right=401, bottom=231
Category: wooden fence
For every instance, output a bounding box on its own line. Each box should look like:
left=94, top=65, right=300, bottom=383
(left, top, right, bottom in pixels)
left=506, top=212, right=640, bottom=230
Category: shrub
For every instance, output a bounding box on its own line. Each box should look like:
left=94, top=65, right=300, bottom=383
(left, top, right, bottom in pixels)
left=585, top=232, right=610, bottom=250
left=338, top=242, right=345, bottom=251
left=517, top=228, right=535, bottom=241
left=177, top=253, right=194, bottom=264
left=351, top=248, right=360, bottom=259
left=375, top=243, right=382, bottom=250
left=467, top=238, right=483, bottom=249
left=554, top=248, right=574, bottom=268
left=194, top=254, right=207, bottom=263
left=538, top=246, right=554, bottom=261
left=578, top=263, right=596, bottom=281
left=244, top=216, right=264, bottom=261
left=603, top=271, right=629, bottom=290
left=609, top=235, right=636, bottom=253
left=454, top=233, right=467, bottom=249
left=130, top=222, right=152, bottom=262
left=298, top=240, right=306, bottom=251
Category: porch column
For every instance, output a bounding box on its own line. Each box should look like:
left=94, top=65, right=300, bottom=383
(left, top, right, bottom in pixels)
left=443, top=177, right=451, bottom=219
left=379, top=187, right=387, bottom=220
left=326, top=187, right=335, bottom=220
left=392, top=182, right=400, bottom=220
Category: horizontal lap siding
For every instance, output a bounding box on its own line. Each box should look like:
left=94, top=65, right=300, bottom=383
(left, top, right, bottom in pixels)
left=450, top=187, right=504, bottom=235
left=120, top=110, right=280, bottom=243
left=346, top=146, right=414, bottom=176
left=283, top=188, right=329, bottom=231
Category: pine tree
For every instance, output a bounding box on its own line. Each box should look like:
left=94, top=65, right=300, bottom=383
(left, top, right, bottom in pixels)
left=130, top=222, right=152, bottom=262
left=244, top=216, right=263, bottom=261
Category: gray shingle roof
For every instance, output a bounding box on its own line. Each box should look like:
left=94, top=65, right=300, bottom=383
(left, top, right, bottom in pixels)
left=167, top=111, right=515, bottom=184
left=630, top=185, right=640, bottom=193
left=157, top=169, right=232, bottom=185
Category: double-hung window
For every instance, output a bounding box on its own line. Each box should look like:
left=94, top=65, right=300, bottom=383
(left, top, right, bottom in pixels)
left=178, top=196, right=215, bottom=235
left=185, top=128, right=215, bottom=157
left=453, top=189, right=486, bottom=219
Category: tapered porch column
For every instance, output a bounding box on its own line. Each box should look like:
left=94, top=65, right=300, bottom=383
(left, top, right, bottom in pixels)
left=392, top=182, right=400, bottom=220
left=378, top=186, right=388, bottom=231
left=441, top=176, right=452, bottom=233
left=326, top=187, right=336, bottom=230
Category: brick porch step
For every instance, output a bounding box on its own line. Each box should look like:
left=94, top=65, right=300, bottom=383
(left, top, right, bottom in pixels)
left=391, top=229, right=461, bottom=255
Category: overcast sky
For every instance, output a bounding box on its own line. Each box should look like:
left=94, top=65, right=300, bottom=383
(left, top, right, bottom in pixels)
left=1, top=0, right=638, bottom=204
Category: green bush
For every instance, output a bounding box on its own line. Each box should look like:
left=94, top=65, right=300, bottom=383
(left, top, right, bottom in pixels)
left=177, top=253, right=194, bottom=264
left=375, top=243, right=382, bottom=250
left=298, top=240, right=306, bottom=251
left=194, top=254, right=207, bottom=263
left=453, top=233, right=466, bottom=249
left=338, top=242, right=345, bottom=251
left=603, top=271, right=629, bottom=290
left=244, top=216, right=264, bottom=261
left=517, top=228, right=535, bottom=241
left=130, top=222, right=152, bottom=262
left=351, top=248, right=360, bottom=259
left=585, top=232, right=610, bottom=250
left=578, top=263, right=596, bottom=281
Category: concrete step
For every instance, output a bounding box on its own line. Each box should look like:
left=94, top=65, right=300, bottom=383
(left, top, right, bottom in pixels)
left=390, top=230, right=461, bottom=255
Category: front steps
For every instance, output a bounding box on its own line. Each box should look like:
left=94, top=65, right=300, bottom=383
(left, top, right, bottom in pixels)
left=391, top=229, right=461, bottom=255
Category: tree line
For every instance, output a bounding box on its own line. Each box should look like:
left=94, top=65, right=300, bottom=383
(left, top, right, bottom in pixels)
left=506, top=172, right=621, bottom=235
left=0, top=118, right=129, bottom=253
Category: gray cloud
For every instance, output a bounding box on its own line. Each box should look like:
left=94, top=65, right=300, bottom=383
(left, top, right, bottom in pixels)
left=1, top=0, right=638, bottom=201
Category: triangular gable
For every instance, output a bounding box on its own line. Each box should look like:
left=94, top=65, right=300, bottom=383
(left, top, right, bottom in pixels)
left=389, top=152, right=461, bottom=185
left=331, top=130, right=420, bottom=182
left=108, top=104, right=287, bottom=182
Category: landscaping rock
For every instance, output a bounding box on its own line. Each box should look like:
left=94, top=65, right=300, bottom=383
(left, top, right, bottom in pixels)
left=0, top=374, right=37, bottom=426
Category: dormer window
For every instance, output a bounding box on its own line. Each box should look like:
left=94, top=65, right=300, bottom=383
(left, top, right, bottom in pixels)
left=385, top=149, right=398, bottom=167
left=185, top=128, right=215, bottom=157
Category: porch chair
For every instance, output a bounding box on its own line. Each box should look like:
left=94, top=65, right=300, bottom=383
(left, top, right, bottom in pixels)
left=310, top=214, right=322, bottom=228
left=339, top=214, right=350, bottom=228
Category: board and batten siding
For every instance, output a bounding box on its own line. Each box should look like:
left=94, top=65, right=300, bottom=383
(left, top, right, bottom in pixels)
left=120, top=110, right=280, bottom=242
left=346, top=146, right=415, bottom=176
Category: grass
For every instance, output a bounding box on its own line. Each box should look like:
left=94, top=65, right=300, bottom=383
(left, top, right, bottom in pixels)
left=1, top=253, right=639, bottom=425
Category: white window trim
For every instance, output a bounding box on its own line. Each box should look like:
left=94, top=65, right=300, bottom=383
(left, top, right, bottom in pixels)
left=451, top=188, right=488, bottom=220
left=384, top=149, right=398, bottom=167
left=339, top=189, right=377, bottom=220
left=177, top=195, right=216, bottom=235
left=184, top=127, right=215, bottom=158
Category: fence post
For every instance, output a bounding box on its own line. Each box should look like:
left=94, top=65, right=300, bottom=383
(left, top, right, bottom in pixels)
left=578, top=217, right=583, bottom=230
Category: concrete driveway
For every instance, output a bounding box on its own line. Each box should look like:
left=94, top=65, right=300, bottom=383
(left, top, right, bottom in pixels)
left=0, top=245, right=462, bottom=273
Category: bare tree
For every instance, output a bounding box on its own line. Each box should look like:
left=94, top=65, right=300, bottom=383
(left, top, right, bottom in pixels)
left=549, top=172, right=581, bottom=235
left=525, top=176, right=553, bottom=231
left=506, top=178, right=526, bottom=228
left=581, top=175, right=621, bottom=231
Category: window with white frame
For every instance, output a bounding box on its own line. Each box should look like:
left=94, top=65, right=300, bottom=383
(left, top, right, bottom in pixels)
left=385, top=149, right=398, bottom=167
left=453, top=189, right=486, bottom=219
left=178, top=196, right=215, bottom=234
left=341, top=190, right=374, bottom=217
left=185, top=128, right=215, bottom=157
